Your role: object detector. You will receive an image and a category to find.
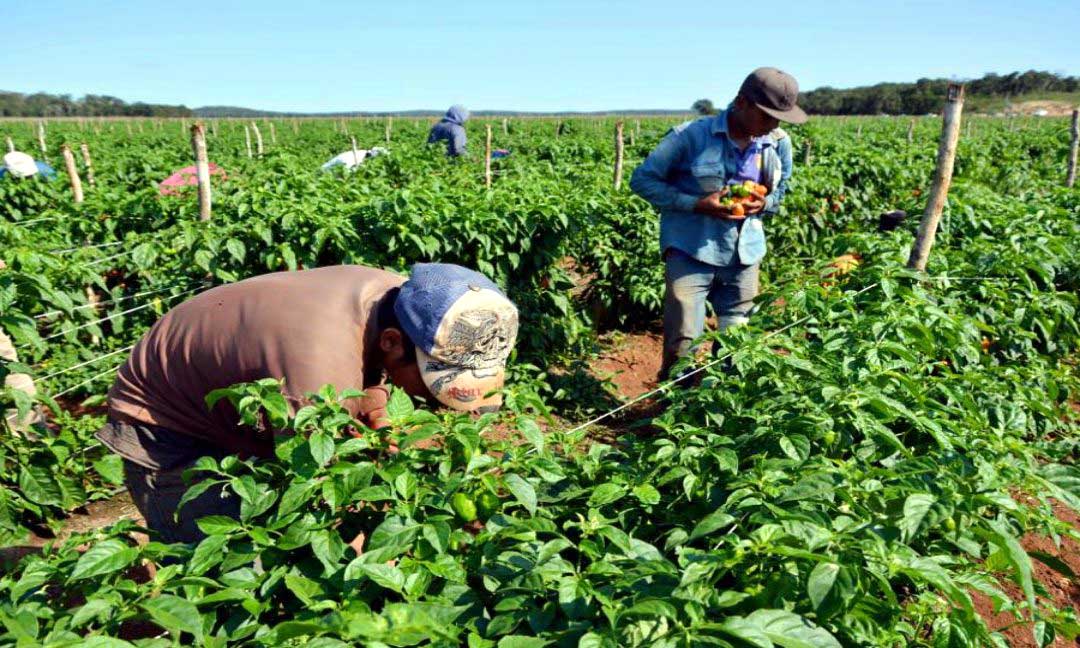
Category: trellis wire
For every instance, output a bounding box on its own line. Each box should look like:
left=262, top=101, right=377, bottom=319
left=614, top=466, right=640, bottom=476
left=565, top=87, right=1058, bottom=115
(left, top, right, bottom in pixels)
left=562, top=282, right=881, bottom=436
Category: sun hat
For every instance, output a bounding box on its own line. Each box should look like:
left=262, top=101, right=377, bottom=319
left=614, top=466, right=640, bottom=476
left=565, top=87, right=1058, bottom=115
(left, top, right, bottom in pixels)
left=2, top=152, right=39, bottom=179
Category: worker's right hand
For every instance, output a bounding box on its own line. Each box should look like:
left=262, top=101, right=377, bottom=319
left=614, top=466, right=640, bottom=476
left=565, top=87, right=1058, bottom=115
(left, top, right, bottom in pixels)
left=357, top=385, right=391, bottom=430
left=693, top=188, right=739, bottom=219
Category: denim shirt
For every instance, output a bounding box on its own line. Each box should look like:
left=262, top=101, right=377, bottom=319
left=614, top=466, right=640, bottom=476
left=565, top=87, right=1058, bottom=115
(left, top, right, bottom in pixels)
left=630, top=110, right=793, bottom=267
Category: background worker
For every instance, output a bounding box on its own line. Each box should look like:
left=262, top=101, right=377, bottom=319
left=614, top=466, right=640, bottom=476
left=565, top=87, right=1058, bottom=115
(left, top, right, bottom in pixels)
left=630, top=67, right=805, bottom=380
left=98, top=263, right=518, bottom=543
left=0, top=150, right=56, bottom=180
left=427, top=105, right=470, bottom=157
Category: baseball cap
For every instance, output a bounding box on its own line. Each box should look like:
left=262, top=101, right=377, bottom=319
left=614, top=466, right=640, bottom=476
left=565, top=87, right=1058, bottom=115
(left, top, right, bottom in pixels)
left=394, top=263, right=519, bottom=412
left=738, top=67, right=808, bottom=125
left=2, top=152, right=39, bottom=179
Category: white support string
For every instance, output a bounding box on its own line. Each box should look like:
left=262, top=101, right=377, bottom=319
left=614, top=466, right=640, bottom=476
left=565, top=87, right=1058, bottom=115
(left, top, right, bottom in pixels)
left=34, top=282, right=198, bottom=320
left=52, top=360, right=128, bottom=398
left=561, top=282, right=880, bottom=436
left=36, top=344, right=135, bottom=382
left=5, top=216, right=62, bottom=227
left=50, top=240, right=125, bottom=254
left=37, top=287, right=198, bottom=343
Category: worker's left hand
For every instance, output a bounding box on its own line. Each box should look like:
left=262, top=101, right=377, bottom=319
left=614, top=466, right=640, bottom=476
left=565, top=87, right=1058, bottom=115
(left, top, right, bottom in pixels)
left=741, top=196, right=766, bottom=216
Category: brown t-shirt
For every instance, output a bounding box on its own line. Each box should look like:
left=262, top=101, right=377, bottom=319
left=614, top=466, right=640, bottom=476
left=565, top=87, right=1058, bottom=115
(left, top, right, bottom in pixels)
left=102, top=265, right=405, bottom=464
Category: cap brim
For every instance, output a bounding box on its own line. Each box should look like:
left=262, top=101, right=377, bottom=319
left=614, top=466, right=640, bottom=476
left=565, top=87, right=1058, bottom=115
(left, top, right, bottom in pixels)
left=758, top=103, right=808, bottom=125
left=417, top=347, right=505, bottom=412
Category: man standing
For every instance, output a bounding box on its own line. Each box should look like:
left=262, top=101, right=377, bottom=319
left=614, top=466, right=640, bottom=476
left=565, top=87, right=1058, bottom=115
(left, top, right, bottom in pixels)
left=630, top=68, right=805, bottom=380
left=427, top=105, right=470, bottom=157
left=98, top=263, right=518, bottom=543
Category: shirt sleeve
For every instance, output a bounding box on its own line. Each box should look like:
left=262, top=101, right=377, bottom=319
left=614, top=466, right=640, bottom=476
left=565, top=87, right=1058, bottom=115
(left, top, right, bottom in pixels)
left=630, top=129, right=701, bottom=213
left=764, top=135, right=793, bottom=213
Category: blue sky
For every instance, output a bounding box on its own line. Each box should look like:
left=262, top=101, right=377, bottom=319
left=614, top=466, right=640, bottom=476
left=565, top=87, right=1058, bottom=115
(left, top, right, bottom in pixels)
left=6, top=0, right=1079, bottom=113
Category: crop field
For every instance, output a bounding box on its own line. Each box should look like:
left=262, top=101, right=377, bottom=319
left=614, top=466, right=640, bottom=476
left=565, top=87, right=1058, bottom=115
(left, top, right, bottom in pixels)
left=0, top=113, right=1079, bottom=647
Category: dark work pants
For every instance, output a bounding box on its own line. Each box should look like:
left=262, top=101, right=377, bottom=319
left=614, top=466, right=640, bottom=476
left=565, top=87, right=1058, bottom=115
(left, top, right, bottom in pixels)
left=123, top=459, right=240, bottom=544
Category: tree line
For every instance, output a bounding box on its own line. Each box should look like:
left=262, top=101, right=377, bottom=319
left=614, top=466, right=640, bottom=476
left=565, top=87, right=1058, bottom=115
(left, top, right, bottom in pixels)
left=799, top=70, right=1079, bottom=115
left=693, top=70, right=1079, bottom=116
left=0, top=91, right=192, bottom=118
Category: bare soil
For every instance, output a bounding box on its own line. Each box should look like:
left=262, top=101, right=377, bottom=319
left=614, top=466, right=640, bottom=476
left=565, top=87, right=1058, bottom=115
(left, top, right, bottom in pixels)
left=970, top=501, right=1080, bottom=647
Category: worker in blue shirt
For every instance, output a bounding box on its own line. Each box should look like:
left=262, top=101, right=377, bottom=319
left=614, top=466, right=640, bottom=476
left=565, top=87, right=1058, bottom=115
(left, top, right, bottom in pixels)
left=428, top=105, right=469, bottom=157
left=631, top=68, right=806, bottom=381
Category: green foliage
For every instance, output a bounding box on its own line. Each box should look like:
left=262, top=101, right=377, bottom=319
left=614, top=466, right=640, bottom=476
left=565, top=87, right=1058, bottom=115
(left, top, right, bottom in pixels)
left=0, top=115, right=1078, bottom=646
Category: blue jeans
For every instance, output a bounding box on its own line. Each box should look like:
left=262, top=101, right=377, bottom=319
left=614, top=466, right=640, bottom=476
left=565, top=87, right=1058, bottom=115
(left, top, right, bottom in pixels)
left=661, top=249, right=760, bottom=379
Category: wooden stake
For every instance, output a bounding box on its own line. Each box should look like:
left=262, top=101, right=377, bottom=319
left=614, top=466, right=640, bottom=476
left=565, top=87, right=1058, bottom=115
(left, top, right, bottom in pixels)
left=1067, top=109, right=1079, bottom=188
left=908, top=84, right=965, bottom=272
left=484, top=124, right=493, bottom=189
left=244, top=125, right=253, bottom=159
left=502, top=118, right=508, bottom=136
left=555, top=120, right=561, bottom=139
left=37, top=122, right=46, bottom=156
left=251, top=122, right=264, bottom=156
left=126, top=121, right=133, bottom=136
left=79, top=143, right=95, bottom=187
left=385, top=117, right=393, bottom=143
left=191, top=124, right=212, bottom=221
left=907, top=119, right=914, bottom=144
left=803, top=140, right=812, bottom=166
left=635, top=120, right=641, bottom=137
left=5, top=136, right=13, bottom=153
left=60, top=145, right=84, bottom=203
left=211, top=120, right=218, bottom=137
left=292, top=119, right=299, bottom=135
left=613, top=121, right=625, bottom=190
left=856, top=123, right=862, bottom=138
left=351, top=136, right=360, bottom=168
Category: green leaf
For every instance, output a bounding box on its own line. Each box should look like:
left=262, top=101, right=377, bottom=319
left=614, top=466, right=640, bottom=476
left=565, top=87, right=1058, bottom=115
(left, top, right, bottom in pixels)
left=899, top=493, right=935, bottom=541
left=309, top=431, right=335, bottom=467
left=632, top=484, right=661, bottom=506
left=196, top=515, right=243, bottom=536
left=714, top=616, right=773, bottom=648
left=345, top=561, right=405, bottom=593
left=139, top=594, right=203, bottom=641
left=690, top=509, right=736, bottom=541
left=587, top=483, right=625, bottom=507
left=504, top=474, right=537, bottom=515
left=92, top=454, right=125, bottom=485
left=986, top=520, right=1036, bottom=612
left=745, top=609, right=841, bottom=648
left=497, top=637, right=549, bottom=648
left=517, top=418, right=545, bottom=454
left=70, top=539, right=139, bottom=580
left=188, top=534, right=228, bottom=576
left=19, top=465, right=62, bottom=506
left=385, top=387, right=414, bottom=420
left=807, top=562, right=840, bottom=611
left=225, top=238, right=246, bottom=263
